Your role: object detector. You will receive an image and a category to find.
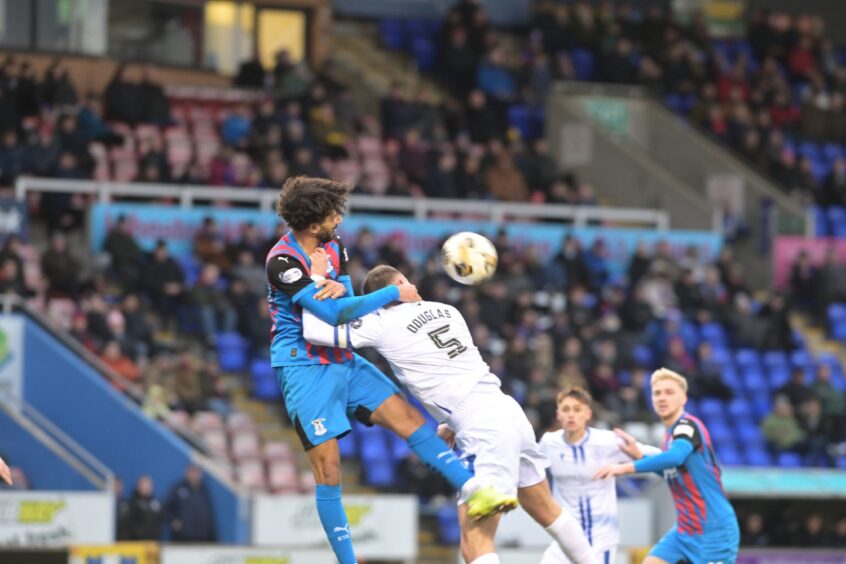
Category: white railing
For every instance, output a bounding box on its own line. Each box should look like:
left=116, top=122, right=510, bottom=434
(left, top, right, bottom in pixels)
left=16, top=177, right=672, bottom=230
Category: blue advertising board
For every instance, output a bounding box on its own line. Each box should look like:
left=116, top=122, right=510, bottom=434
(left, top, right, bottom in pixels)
left=90, top=203, right=722, bottom=278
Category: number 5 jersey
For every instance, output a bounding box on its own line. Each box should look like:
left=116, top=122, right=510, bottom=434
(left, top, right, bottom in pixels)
left=302, top=301, right=500, bottom=422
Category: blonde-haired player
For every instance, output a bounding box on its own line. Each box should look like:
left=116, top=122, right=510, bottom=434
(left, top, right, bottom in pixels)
left=594, top=369, right=740, bottom=564
left=539, top=387, right=661, bottom=564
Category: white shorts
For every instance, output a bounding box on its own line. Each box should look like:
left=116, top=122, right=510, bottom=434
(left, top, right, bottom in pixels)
left=541, top=542, right=616, bottom=564
left=450, top=382, right=549, bottom=505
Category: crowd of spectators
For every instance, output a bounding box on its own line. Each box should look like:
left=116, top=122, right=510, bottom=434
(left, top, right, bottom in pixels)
left=514, top=2, right=846, bottom=208
left=115, top=465, right=216, bottom=542
left=739, top=508, right=846, bottom=548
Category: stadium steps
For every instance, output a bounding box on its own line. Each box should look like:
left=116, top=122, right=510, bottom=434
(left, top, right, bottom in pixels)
left=792, top=313, right=846, bottom=364
left=326, top=19, right=451, bottom=114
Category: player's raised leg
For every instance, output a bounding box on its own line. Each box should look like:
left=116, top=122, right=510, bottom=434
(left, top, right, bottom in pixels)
left=518, top=479, right=598, bottom=564
left=350, top=355, right=516, bottom=518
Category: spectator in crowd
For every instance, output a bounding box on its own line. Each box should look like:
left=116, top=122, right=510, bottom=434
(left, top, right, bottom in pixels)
left=190, top=263, right=236, bottom=345
left=165, top=465, right=216, bottom=542
left=740, top=512, right=770, bottom=546
left=115, top=478, right=131, bottom=541
left=103, top=215, right=142, bottom=290
left=143, top=240, right=185, bottom=322
left=776, top=367, right=814, bottom=411
left=761, top=395, right=806, bottom=453
left=811, top=363, right=845, bottom=443
left=41, top=233, right=81, bottom=300
left=127, top=475, right=163, bottom=540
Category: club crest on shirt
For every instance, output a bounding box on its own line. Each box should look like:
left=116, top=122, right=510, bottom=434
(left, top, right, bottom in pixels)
left=312, top=418, right=328, bottom=436
left=281, top=268, right=303, bottom=284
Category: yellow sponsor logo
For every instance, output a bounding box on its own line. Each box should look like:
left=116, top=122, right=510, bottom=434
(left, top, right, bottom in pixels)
left=18, top=501, right=65, bottom=523
left=342, top=504, right=372, bottom=526
left=245, top=558, right=290, bottom=564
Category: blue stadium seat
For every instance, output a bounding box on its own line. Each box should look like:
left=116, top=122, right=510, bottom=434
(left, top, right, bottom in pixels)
left=813, top=206, right=829, bottom=237
left=379, top=18, right=405, bottom=50
left=406, top=19, right=435, bottom=41
left=799, top=140, right=820, bottom=160
left=829, top=304, right=846, bottom=341
left=665, top=94, right=684, bottom=114
left=358, top=427, right=389, bottom=462
left=837, top=456, right=846, bottom=470
left=700, top=323, right=728, bottom=346
left=217, top=332, right=248, bottom=372
left=743, top=368, right=768, bottom=395
left=737, top=422, right=762, bottom=446
left=680, top=320, right=700, bottom=352
left=250, top=357, right=281, bottom=401
left=751, top=395, right=772, bottom=421
left=734, top=349, right=761, bottom=367
left=776, top=452, right=803, bottom=468
left=823, top=143, right=843, bottom=162
left=791, top=349, right=814, bottom=369
left=339, top=434, right=357, bottom=459
left=363, top=459, right=397, bottom=487
left=632, top=344, right=654, bottom=368
left=411, top=37, right=437, bottom=71
left=718, top=446, right=742, bottom=466
left=571, top=49, right=596, bottom=80
left=707, top=421, right=733, bottom=445
left=767, top=365, right=791, bottom=389
left=827, top=207, right=846, bottom=238
left=177, top=254, right=201, bottom=286
left=727, top=398, right=752, bottom=420
left=700, top=398, right=724, bottom=419
left=437, top=506, right=461, bottom=544
left=762, top=351, right=788, bottom=368
left=507, top=105, right=532, bottom=140
left=744, top=448, right=771, bottom=467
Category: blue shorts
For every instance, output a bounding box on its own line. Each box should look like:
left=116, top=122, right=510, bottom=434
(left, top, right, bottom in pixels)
left=275, top=354, right=399, bottom=449
left=650, top=522, right=739, bottom=564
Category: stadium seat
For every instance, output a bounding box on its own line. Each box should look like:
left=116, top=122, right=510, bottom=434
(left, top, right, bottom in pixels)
left=263, top=441, right=294, bottom=463
left=791, top=349, right=814, bottom=369
left=299, top=470, right=316, bottom=493
left=836, top=456, right=846, bottom=470
left=742, top=368, right=768, bottom=395
left=744, top=448, right=771, bottom=467
left=250, top=357, right=281, bottom=401
left=828, top=304, right=846, bottom=341
left=238, top=460, right=267, bottom=491
left=734, top=349, right=761, bottom=367
left=362, top=459, right=397, bottom=487
left=411, top=37, right=437, bottom=71
left=632, top=344, right=654, bottom=368
left=762, top=351, right=788, bottom=368
left=339, top=434, right=357, bottom=459
left=767, top=365, right=791, bottom=389
left=231, top=431, right=261, bottom=461
left=200, top=429, right=228, bottom=457
left=437, top=506, right=461, bottom=545
left=737, top=422, right=763, bottom=446
left=827, top=207, right=846, bottom=238
left=776, top=452, right=803, bottom=468
left=507, top=105, right=533, bottom=140
left=379, top=18, right=405, bottom=50
left=700, top=322, right=728, bottom=346
left=700, top=398, right=724, bottom=419
left=193, top=411, right=224, bottom=432
left=718, top=445, right=742, bottom=466
left=707, top=421, right=733, bottom=445
left=751, top=396, right=772, bottom=421
left=268, top=461, right=298, bottom=493
left=389, top=432, right=412, bottom=461
left=227, top=412, right=256, bottom=431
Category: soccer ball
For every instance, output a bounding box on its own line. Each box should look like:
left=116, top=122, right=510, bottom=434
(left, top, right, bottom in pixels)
left=441, top=232, right=498, bottom=285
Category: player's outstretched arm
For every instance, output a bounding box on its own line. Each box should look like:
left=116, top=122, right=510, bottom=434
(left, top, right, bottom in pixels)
left=613, top=428, right=662, bottom=461
left=632, top=439, right=694, bottom=473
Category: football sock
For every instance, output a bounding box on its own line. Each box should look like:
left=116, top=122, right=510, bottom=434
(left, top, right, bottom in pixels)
left=545, top=509, right=596, bottom=564
left=407, top=424, right=473, bottom=490
left=315, top=484, right=357, bottom=564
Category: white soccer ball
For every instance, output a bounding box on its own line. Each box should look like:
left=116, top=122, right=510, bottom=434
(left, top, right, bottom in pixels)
left=441, top=232, right=498, bottom=285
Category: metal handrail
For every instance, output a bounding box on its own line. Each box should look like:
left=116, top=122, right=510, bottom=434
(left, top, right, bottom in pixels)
left=0, top=390, right=113, bottom=490
left=15, top=177, right=671, bottom=230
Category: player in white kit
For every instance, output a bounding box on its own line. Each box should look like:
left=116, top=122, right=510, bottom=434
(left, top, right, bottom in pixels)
left=302, top=264, right=597, bottom=564
left=540, top=387, right=661, bottom=564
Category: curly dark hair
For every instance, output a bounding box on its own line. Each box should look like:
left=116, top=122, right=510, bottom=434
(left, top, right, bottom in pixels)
left=276, top=176, right=349, bottom=230
left=362, top=265, right=401, bottom=295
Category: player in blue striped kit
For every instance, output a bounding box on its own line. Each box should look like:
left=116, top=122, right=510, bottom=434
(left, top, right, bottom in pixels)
left=539, top=387, right=661, bottom=564
left=593, top=368, right=740, bottom=564
left=266, top=176, right=513, bottom=564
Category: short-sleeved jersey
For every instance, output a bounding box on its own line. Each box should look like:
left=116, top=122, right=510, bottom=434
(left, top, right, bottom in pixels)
left=265, top=231, right=353, bottom=367
left=303, top=300, right=499, bottom=422
left=540, top=428, right=660, bottom=551
left=662, top=413, right=736, bottom=535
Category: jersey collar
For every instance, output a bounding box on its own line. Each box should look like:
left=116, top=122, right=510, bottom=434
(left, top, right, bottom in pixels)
left=563, top=427, right=591, bottom=447
left=285, top=230, right=311, bottom=267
